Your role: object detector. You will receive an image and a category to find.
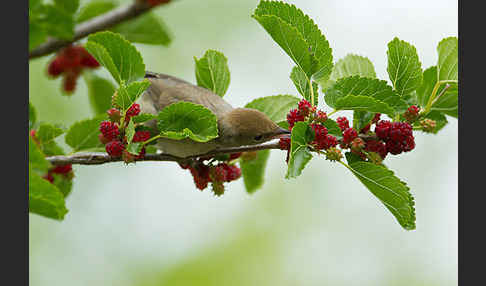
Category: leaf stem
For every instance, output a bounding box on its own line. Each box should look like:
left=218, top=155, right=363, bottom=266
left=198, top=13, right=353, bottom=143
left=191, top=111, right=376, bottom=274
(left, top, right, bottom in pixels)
left=424, top=81, right=442, bottom=113
left=423, top=80, right=457, bottom=114
left=338, top=160, right=351, bottom=170
left=142, top=134, right=161, bottom=146
left=309, top=78, right=315, bottom=107
left=430, top=83, right=451, bottom=107
left=327, top=109, right=338, bottom=117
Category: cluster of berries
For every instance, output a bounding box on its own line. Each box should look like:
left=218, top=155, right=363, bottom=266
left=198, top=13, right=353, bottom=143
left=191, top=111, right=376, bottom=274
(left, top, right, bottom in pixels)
left=374, top=120, right=415, bottom=155
left=179, top=153, right=242, bottom=196
left=280, top=99, right=421, bottom=164
left=47, top=45, right=100, bottom=93
left=403, top=105, right=420, bottom=123
left=43, top=164, right=74, bottom=184
left=280, top=99, right=340, bottom=161
left=402, top=105, right=437, bottom=133
left=336, top=112, right=416, bottom=162
left=30, top=130, right=74, bottom=183
left=99, top=104, right=152, bottom=163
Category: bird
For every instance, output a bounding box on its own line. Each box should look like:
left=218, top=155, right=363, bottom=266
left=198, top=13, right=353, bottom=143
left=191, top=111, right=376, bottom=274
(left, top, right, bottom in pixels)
left=137, top=71, right=290, bottom=158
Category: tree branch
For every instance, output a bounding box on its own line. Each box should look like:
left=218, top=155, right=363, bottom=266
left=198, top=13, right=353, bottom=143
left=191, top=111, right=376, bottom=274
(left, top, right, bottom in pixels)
left=46, top=141, right=282, bottom=165
left=45, top=133, right=379, bottom=166
left=29, top=1, right=166, bottom=59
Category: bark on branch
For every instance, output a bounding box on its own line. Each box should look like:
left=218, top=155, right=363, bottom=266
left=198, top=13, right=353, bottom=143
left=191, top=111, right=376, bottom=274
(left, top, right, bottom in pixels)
left=29, top=2, right=165, bottom=59
left=46, top=133, right=379, bottom=166
left=46, top=141, right=282, bottom=165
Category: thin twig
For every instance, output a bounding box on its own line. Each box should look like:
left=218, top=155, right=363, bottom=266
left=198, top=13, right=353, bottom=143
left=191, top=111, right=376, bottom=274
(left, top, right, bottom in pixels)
left=46, top=141, right=282, bottom=165
left=29, top=2, right=167, bottom=59
left=46, top=132, right=380, bottom=166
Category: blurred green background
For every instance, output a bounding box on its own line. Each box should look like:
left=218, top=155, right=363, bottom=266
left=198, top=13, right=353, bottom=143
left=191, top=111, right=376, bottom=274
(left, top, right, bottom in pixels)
left=29, top=0, right=458, bottom=285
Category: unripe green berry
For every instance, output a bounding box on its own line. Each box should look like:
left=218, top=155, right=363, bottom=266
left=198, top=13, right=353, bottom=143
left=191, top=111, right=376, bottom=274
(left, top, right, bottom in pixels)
left=325, top=147, right=342, bottom=162
left=420, top=118, right=436, bottom=133
left=211, top=181, right=225, bottom=196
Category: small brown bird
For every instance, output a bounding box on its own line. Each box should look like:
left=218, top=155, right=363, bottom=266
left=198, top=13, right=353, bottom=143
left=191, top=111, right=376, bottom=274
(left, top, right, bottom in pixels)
left=138, top=72, right=290, bottom=158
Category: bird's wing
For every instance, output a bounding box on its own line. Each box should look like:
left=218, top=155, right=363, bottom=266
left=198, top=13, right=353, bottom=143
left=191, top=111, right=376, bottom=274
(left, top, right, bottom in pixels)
left=142, top=71, right=233, bottom=118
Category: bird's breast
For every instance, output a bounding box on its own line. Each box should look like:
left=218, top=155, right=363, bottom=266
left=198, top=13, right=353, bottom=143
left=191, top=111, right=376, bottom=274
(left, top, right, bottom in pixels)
left=155, top=137, right=220, bottom=158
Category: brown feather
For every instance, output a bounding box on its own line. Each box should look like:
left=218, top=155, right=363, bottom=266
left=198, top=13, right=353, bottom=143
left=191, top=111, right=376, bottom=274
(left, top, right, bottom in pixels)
left=137, top=72, right=285, bottom=157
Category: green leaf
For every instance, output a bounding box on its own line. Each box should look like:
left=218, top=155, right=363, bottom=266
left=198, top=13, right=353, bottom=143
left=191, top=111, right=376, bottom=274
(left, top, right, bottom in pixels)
left=253, top=13, right=312, bottom=76
left=245, top=94, right=300, bottom=123
left=194, top=50, right=230, bottom=97
left=41, top=140, right=65, bottom=156
left=115, top=80, right=151, bottom=113
left=277, top=120, right=289, bottom=130
left=345, top=161, right=416, bottom=230
left=42, top=4, right=75, bottom=40
left=286, top=122, right=313, bottom=179
left=402, top=90, right=419, bottom=106
left=290, top=66, right=318, bottom=106
left=432, top=83, right=458, bottom=118
left=145, top=145, right=158, bottom=154
left=322, top=118, right=342, bottom=139
left=353, top=111, right=375, bottom=131
left=112, top=12, right=172, bottom=46
left=29, top=137, right=50, bottom=174
left=253, top=1, right=333, bottom=81
left=65, top=115, right=107, bottom=152
left=157, top=102, right=219, bottom=143
left=84, top=73, right=116, bottom=115
left=29, top=19, right=47, bottom=51
left=29, top=0, right=42, bottom=11
left=126, top=119, right=135, bottom=144
left=240, top=150, right=270, bottom=194
left=85, top=31, right=145, bottom=84
left=323, top=54, right=376, bottom=89
left=437, top=37, right=458, bottom=82
left=345, top=151, right=364, bottom=165
left=76, top=0, right=116, bottom=23
left=126, top=142, right=143, bottom=155
left=29, top=169, right=68, bottom=220
left=36, top=122, right=66, bottom=157
left=416, top=66, right=437, bottom=107
left=29, top=102, right=37, bottom=130
left=325, top=76, right=408, bottom=113
left=335, top=95, right=396, bottom=117
left=77, top=2, right=171, bottom=45
left=54, top=0, right=79, bottom=14
left=52, top=173, right=73, bottom=197
left=387, top=37, right=423, bottom=97
left=132, top=113, right=156, bottom=124
left=37, top=123, right=64, bottom=143
left=84, top=41, right=120, bottom=80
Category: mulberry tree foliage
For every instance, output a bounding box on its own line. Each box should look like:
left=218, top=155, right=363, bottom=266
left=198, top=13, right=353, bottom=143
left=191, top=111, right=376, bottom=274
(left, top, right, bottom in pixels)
left=29, top=0, right=457, bottom=230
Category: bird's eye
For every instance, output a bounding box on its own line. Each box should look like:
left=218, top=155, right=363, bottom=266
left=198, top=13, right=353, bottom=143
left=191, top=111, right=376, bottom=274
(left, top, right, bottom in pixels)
left=254, top=135, right=263, bottom=141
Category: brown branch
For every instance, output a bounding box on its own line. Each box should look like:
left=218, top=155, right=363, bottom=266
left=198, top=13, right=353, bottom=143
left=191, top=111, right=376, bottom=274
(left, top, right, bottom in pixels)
left=46, top=141, right=282, bottom=165
left=29, top=1, right=168, bottom=59
left=46, top=132, right=379, bottom=166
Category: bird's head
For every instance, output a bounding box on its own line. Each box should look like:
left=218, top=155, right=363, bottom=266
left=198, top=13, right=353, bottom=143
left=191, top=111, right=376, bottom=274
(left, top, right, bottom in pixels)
left=217, top=108, right=290, bottom=147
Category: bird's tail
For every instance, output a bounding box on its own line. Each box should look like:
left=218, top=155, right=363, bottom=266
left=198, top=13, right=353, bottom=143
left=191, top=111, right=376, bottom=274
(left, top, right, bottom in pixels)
left=144, top=71, right=194, bottom=85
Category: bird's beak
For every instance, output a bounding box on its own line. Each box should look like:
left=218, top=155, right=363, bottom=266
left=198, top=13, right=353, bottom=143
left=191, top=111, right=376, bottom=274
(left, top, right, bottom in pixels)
left=271, top=127, right=291, bottom=139
left=277, top=127, right=291, bottom=134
